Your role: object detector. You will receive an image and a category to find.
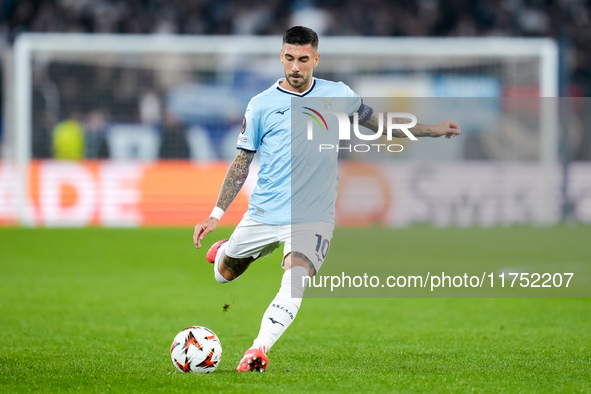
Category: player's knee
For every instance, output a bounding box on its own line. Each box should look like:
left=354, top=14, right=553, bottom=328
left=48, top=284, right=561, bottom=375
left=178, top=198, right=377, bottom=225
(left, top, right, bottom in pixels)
left=214, top=270, right=229, bottom=284
left=286, top=252, right=316, bottom=277
left=215, top=256, right=253, bottom=283
left=215, top=263, right=236, bottom=283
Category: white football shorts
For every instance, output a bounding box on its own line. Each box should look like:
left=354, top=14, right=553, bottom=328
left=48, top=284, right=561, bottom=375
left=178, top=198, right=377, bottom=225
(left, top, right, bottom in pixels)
left=224, top=217, right=335, bottom=272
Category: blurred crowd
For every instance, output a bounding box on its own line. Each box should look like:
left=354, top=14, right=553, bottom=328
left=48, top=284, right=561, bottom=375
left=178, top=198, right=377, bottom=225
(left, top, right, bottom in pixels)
left=1, top=0, right=590, bottom=94
left=0, top=0, right=590, bottom=161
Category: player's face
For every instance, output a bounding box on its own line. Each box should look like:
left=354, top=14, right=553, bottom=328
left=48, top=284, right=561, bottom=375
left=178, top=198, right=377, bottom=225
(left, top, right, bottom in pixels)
left=280, top=43, right=320, bottom=93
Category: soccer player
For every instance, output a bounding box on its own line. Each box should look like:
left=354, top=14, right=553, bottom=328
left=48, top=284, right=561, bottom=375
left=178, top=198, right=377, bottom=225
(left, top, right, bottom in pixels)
left=193, top=26, right=460, bottom=372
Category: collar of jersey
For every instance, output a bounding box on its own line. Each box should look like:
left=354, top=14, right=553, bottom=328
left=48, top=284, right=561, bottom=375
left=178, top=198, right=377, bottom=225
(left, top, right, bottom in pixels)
left=275, top=78, right=316, bottom=97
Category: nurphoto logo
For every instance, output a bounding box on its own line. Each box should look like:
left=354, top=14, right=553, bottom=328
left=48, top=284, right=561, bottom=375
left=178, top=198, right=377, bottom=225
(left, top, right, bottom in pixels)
left=305, top=109, right=418, bottom=153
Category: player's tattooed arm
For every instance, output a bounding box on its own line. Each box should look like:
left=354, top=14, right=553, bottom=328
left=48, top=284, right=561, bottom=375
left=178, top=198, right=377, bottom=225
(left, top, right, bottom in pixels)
left=216, top=149, right=255, bottom=211
left=362, top=112, right=461, bottom=139
left=194, top=150, right=254, bottom=248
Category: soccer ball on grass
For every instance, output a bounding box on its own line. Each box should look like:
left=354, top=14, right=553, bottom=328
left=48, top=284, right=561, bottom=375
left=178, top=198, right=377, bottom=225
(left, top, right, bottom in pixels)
left=170, top=326, right=222, bottom=373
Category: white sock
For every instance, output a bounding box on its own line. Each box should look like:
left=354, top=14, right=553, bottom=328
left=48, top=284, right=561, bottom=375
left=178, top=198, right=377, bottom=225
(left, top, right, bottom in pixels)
left=251, top=265, right=309, bottom=353
left=213, top=243, right=231, bottom=284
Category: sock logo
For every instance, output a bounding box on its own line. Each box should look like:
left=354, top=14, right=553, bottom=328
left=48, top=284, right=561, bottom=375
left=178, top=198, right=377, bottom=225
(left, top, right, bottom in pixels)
left=268, top=317, right=285, bottom=326
left=271, top=303, right=295, bottom=320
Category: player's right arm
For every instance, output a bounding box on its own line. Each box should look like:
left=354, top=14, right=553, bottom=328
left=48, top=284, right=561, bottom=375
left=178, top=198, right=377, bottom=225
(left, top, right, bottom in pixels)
left=193, top=149, right=255, bottom=248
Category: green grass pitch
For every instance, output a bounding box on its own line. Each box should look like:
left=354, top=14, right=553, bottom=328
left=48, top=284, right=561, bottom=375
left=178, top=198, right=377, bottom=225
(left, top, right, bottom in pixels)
left=1, top=226, right=590, bottom=392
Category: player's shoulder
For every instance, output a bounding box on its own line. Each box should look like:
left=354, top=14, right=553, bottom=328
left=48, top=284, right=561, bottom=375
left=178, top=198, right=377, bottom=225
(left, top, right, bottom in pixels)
left=247, top=81, right=284, bottom=110
left=314, top=78, right=348, bottom=88
left=313, top=78, right=358, bottom=97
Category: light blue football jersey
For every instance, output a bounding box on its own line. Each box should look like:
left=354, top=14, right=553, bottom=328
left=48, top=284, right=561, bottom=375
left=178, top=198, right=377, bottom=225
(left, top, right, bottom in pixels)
left=237, top=78, right=361, bottom=225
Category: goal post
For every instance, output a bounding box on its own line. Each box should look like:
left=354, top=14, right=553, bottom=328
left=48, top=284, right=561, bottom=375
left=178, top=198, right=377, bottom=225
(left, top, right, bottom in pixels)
left=6, top=33, right=559, bottom=226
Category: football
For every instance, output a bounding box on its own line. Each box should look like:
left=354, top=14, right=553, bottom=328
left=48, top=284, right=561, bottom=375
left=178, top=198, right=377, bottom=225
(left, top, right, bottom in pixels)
left=170, top=326, right=222, bottom=373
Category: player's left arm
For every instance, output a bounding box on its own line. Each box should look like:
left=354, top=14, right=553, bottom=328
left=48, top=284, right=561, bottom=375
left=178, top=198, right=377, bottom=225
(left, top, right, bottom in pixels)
left=361, top=110, right=461, bottom=139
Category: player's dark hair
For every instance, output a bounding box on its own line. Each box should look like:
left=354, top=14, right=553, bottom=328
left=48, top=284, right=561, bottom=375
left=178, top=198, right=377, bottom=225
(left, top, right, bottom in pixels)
left=283, top=26, right=319, bottom=49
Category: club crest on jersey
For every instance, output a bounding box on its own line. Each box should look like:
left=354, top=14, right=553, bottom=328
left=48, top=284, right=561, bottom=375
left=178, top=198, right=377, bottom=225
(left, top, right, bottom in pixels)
left=318, top=98, right=334, bottom=109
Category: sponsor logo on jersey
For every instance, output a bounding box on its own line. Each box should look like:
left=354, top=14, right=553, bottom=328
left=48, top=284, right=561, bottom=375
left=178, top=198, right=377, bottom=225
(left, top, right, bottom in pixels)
left=275, top=108, right=290, bottom=115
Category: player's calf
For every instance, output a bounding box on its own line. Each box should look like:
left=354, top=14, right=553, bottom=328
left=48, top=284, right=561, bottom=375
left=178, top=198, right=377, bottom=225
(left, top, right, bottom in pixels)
left=218, top=254, right=254, bottom=281
left=208, top=240, right=254, bottom=283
